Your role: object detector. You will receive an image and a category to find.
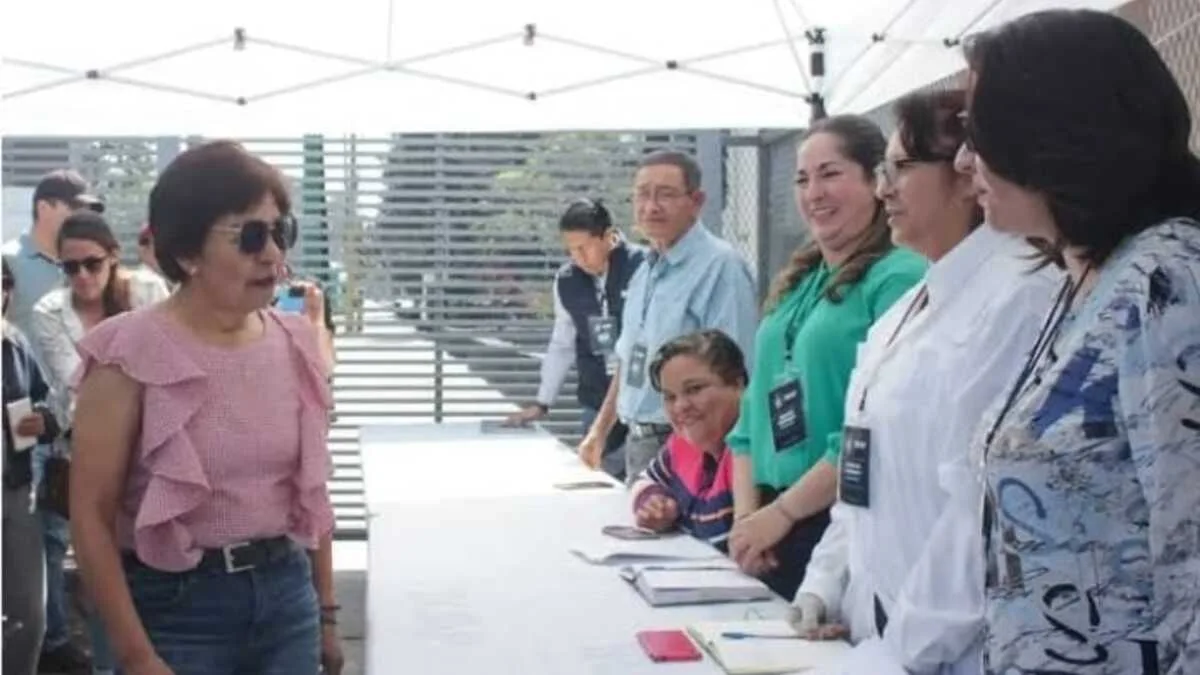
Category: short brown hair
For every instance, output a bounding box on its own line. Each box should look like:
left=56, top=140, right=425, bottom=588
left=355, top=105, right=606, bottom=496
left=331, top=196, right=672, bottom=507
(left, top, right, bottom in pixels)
left=637, top=150, right=702, bottom=193
left=649, top=329, right=748, bottom=392
left=148, top=140, right=291, bottom=283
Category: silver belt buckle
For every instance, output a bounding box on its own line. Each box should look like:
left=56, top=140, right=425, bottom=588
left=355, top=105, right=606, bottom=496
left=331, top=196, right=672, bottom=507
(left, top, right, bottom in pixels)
left=633, top=422, right=657, bottom=439
left=222, top=542, right=255, bottom=573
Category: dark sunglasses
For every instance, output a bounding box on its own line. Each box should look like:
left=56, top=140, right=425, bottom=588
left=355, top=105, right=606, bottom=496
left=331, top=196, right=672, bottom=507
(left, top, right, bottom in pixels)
left=232, top=216, right=298, bottom=255
left=61, top=256, right=108, bottom=277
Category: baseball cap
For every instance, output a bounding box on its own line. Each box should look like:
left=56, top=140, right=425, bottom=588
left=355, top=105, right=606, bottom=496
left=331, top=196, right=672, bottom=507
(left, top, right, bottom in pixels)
left=32, top=169, right=105, bottom=214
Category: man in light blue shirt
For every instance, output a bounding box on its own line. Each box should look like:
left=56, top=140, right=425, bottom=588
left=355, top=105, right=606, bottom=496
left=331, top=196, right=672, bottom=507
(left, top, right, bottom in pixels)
left=578, top=151, right=758, bottom=481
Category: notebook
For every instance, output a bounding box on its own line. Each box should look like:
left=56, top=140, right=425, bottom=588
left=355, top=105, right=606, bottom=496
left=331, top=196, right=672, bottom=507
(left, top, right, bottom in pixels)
left=686, top=620, right=852, bottom=674
left=619, top=562, right=774, bottom=607
left=569, top=533, right=725, bottom=564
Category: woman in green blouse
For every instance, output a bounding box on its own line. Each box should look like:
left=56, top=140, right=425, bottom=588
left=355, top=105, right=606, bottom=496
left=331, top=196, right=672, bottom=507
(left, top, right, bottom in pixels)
left=726, top=115, right=925, bottom=599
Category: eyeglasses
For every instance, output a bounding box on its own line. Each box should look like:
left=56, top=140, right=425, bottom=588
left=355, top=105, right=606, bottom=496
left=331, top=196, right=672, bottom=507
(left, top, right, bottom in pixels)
left=874, top=156, right=957, bottom=186
left=60, top=256, right=108, bottom=277
left=223, top=215, right=298, bottom=255
left=633, top=188, right=690, bottom=205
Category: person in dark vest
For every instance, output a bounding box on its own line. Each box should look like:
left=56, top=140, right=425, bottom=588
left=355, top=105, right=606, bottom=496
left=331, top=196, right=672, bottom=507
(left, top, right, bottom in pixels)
left=505, top=199, right=645, bottom=480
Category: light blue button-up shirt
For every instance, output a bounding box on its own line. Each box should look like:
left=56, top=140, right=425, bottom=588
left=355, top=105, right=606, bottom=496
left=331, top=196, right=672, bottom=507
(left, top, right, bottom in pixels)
left=2, top=233, right=64, bottom=358
left=615, top=222, right=759, bottom=424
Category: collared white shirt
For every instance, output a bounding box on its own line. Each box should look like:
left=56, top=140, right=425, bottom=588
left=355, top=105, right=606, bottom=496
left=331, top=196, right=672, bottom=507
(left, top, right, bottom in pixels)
left=799, top=226, right=1062, bottom=674
left=30, top=268, right=169, bottom=421
left=536, top=280, right=581, bottom=407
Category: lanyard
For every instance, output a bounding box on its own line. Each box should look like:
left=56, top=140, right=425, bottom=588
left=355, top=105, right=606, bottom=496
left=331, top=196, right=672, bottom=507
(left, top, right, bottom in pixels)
left=594, top=274, right=609, bottom=318
left=638, top=254, right=664, bottom=326
left=854, top=285, right=930, bottom=412
left=781, top=266, right=833, bottom=367
left=981, top=266, right=1092, bottom=460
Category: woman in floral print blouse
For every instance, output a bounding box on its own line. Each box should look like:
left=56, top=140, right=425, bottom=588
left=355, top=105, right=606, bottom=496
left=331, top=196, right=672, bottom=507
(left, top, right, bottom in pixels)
left=960, top=9, right=1200, bottom=675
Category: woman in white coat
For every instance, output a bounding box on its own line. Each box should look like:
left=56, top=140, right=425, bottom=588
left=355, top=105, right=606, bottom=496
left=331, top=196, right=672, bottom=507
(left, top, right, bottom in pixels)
left=790, top=88, right=1061, bottom=674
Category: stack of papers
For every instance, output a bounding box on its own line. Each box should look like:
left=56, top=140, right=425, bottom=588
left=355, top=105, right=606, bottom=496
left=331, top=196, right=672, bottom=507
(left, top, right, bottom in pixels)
left=569, top=534, right=724, bottom=564
left=686, top=620, right=851, bottom=674
left=619, top=561, right=774, bottom=607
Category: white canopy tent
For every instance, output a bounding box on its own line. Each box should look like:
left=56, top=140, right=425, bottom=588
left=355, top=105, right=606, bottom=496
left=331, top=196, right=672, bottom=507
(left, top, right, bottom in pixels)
left=2, top=0, right=1128, bottom=136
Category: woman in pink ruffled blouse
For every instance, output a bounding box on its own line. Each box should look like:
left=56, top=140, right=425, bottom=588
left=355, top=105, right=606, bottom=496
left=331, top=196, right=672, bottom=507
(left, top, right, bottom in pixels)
left=68, top=141, right=343, bottom=675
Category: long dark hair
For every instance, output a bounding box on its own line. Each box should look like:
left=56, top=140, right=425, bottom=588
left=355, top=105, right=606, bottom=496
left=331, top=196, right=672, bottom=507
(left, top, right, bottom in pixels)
left=765, top=115, right=894, bottom=311
left=965, top=9, right=1200, bottom=266
left=56, top=211, right=129, bottom=319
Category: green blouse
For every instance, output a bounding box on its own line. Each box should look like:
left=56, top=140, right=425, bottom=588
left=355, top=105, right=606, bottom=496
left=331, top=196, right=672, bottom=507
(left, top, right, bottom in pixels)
left=727, top=247, right=926, bottom=488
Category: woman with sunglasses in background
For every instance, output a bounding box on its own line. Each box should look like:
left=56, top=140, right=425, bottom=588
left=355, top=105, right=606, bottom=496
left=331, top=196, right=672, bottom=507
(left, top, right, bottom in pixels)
left=965, top=10, right=1200, bottom=674
left=29, top=210, right=167, bottom=675
left=68, top=141, right=343, bottom=675
left=32, top=211, right=169, bottom=412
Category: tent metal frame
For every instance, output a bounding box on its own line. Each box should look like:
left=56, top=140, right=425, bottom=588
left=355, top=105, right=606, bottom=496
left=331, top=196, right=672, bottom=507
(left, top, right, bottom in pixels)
left=2, top=0, right=974, bottom=118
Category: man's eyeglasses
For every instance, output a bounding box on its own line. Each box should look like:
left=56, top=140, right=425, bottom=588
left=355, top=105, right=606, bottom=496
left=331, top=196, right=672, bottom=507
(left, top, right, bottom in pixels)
left=874, top=156, right=957, bottom=186
left=223, top=215, right=298, bottom=255
left=633, top=188, right=690, bottom=205
left=61, top=256, right=109, bottom=277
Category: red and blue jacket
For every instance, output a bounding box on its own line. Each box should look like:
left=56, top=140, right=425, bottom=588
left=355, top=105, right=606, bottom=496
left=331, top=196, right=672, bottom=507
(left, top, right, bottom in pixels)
left=631, top=433, right=734, bottom=551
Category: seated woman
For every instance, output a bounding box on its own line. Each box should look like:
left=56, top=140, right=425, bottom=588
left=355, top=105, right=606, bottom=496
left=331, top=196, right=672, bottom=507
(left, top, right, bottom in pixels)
left=630, top=329, right=747, bottom=552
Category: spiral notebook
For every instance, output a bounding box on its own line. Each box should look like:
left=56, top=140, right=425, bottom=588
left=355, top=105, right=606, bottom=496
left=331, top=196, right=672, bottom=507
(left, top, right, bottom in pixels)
left=619, top=562, right=774, bottom=607
left=685, top=620, right=851, bottom=674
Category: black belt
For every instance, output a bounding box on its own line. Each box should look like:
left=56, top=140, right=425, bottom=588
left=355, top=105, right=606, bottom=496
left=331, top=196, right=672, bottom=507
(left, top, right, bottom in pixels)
left=628, top=422, right=671, bottom=439
left=124, top=535, right=296, bottom=575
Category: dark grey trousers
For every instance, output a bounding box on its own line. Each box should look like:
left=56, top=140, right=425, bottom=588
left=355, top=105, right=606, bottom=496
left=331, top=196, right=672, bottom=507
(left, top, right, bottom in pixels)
left=622, top=429, right=672, bottom=486
left=3, top=486, right=46, bottom=675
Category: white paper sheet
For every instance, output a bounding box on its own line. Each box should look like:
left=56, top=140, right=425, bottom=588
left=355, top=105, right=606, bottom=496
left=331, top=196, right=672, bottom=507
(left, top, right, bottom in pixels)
left=5, top=398, right=37, bottom=451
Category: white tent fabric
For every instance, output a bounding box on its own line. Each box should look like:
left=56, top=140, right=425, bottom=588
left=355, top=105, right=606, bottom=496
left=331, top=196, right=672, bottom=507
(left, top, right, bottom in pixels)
left=1, top=0, right=1128, bottom=135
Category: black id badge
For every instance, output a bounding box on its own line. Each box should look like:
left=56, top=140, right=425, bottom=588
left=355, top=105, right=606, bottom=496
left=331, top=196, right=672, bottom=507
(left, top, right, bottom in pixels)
left=626, top=344, right=649, bottom=387
left=768, top=380, right=807, bottom=450
left=587, top=315, right=617, bottom=356
left=839, top=425, right=871, bottom=507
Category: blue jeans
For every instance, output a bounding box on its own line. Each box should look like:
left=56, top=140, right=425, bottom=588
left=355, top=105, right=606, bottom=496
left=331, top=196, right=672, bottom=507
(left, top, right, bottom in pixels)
left=41, top=509, right=116, bottom=672
left=119, top=548, right=319, bottom=675
left=40, top=511, right=70, bottom=650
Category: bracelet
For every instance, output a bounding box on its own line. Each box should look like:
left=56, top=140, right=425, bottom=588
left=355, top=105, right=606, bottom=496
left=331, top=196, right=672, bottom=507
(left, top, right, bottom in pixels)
left=773, top=500, right=800, bottom=523
left=320, top=615, right=338, bottom=626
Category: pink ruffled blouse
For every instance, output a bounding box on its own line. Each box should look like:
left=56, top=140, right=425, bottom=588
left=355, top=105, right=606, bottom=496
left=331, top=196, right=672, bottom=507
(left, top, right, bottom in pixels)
left=74, top=307, right=335, bottom=572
